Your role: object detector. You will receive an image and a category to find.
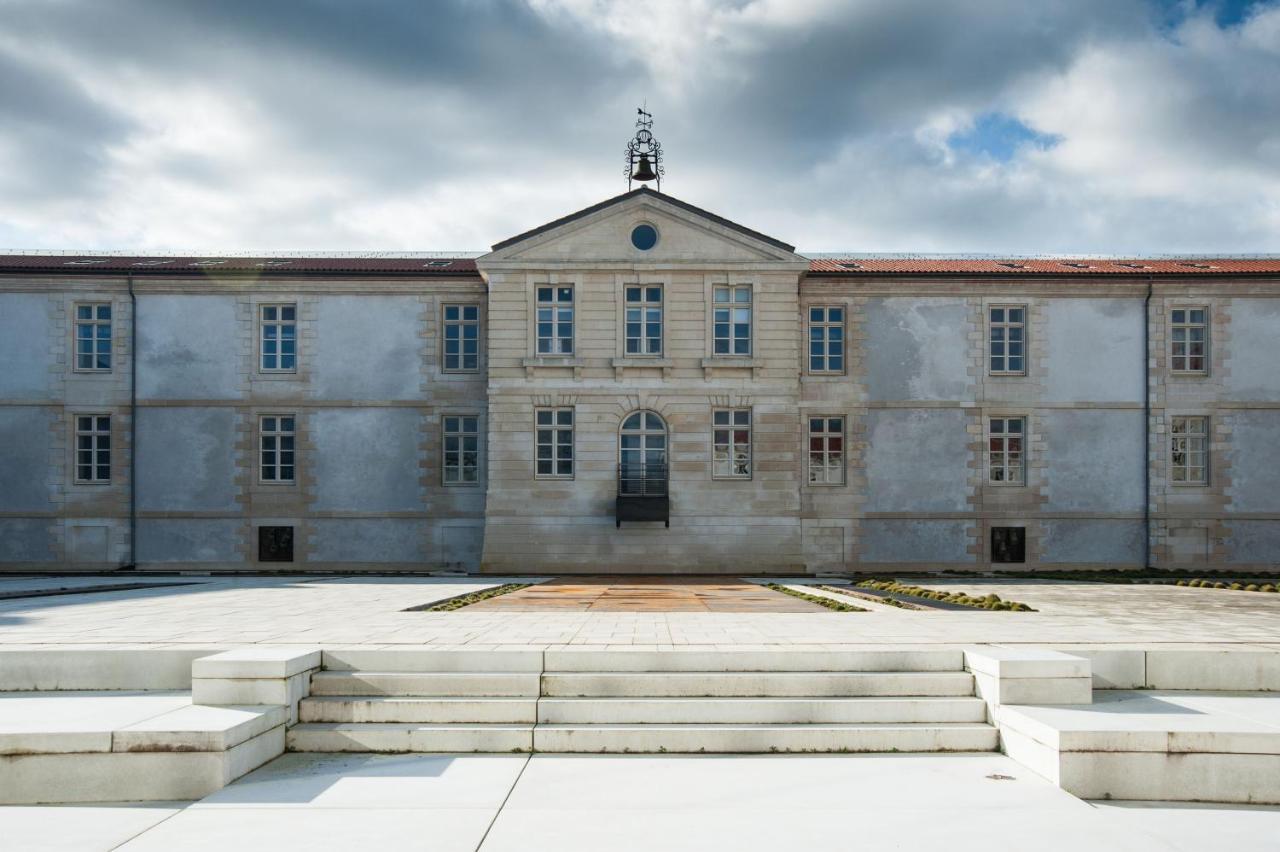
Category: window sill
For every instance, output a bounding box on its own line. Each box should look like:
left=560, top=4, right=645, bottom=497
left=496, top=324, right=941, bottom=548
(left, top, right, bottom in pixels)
left=612, top=357, right=674, bottom=378
left=701, top=357, right=762, bottom=378
left=522, top=356, right=584, bottom=379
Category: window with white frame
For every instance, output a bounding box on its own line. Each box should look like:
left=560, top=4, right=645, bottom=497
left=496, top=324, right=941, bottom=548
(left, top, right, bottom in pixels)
left=988, top=306, right=1026, bottom=375
left=712, top=409, right=752, bottom=478
left=535, top=286, right=574, bottom=355
left=988, top=417, right=1026, bottom=485
left=1170, top=416, right=1208, bottom=485
left=713, top=284, right=751, bottom=356
left=808, top=306, right=844, bottom=374
left=1170, top=308, right=1207, bottom=373
left=74, top=303, right=112, bottom=371
left=443, top=415, right=480, bottom=485
left=443, top=305, right=480, bottom=371
left=259, top=415, right=295, bottom=484
left=74, top=415, right=111, bottom=483
left=535, top=408, right=574, bottom=477
left=259, top=304, right=297, bottom=371
left=807, top=416, right=845, bottom=485
left=624, top=284, right=663, bottom=355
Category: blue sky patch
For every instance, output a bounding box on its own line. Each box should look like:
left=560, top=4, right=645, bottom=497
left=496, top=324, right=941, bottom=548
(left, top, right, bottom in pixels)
left=1153, top=0, right=1269, bottom=28
left=947, top=113, right=1062, bottom=163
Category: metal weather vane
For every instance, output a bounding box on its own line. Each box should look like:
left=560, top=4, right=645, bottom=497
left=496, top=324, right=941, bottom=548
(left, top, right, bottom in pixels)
left=625, top=106, right=664, bottom=191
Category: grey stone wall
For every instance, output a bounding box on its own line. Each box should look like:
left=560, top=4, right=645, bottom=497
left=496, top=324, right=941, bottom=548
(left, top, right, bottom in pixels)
left=137, top=296, right=243, bottom=400
left=0, top=294, right=51, bottom=400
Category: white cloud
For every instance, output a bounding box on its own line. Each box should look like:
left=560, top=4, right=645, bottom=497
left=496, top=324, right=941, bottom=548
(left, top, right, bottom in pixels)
left=0, top=0, right=1276, bottom=253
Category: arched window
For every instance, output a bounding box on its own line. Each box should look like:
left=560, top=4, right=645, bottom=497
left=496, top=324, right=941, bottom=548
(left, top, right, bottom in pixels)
left=619, top=410, right=667, bottom=495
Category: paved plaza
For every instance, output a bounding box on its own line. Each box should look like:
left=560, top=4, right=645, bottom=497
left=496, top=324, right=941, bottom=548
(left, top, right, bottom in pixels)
left=1, top=574, right=1278, bottom=648
left=1, top=751, right=1277, bottom=851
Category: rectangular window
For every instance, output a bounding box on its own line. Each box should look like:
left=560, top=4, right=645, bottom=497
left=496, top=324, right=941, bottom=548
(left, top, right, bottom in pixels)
left=713, top=284, right=752, bottom=356
left=991, top=527, right=1026, bottom=563
left=258, top=526, right=294, bottom=562
left=259, top=415, right=296, bottom=484
left=74, top=303, right=112, bottom=371
left=807, top=416, right=845, bottom=485
left=808, top=306, right=844, bottom=374
left=1170, top=416, right=1208, bottom=485
left=260, top=304, right=297, bottom=372
left=535, top=408, right=574, bottom=477
left=989, top=305, right=1026, bottom=375
left=1170, top=308, right=1207, bottom=373
left=624, top=284, right=663, bottom=355
left=442, top=304, right=480, bottom=372
left=712, top=409, right=752, bottom=478
left=443, top=415, right=480, bottom=485
left=988, top=417, right=1026, bottom=485
left=536, top=286, right=574, bottom=355
left=74, top=415, right=111, bottom=483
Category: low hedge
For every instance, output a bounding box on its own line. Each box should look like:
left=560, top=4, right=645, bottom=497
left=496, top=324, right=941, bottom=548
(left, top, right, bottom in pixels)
left=854, top=579, right=1035, bottom=611
left=418, top=583, right=531, bottom=611
left=765, top=583, right=867, bottom=612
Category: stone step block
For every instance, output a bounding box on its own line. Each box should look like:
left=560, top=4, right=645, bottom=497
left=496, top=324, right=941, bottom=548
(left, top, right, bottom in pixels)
left=112, top=704, right=288, bottom=753
left=298, top=696, right=538, bottom=724
left=543, top=649, right=964, bottom=674
left=531, top=723, right=999, bottom=754
left=0, top=726, right=284, bottom=804
left=541, top=671, right=976, bottom=698
left=537, top=696, right=988, bottom=725
left=321, top=649, right=543, bottom=674
left=286, top=723, right=533, bottom=753
left=309, top=671, right=541, bottom=698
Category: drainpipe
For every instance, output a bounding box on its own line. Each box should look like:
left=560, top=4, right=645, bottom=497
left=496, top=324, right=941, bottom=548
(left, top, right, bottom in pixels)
left=125, top=274, right=138, bottom=569
left=1143, top=277, right=1153, bottom=569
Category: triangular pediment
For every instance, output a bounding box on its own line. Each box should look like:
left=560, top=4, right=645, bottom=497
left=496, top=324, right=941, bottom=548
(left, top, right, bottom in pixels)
left=479, top=188, right=803, bottom=266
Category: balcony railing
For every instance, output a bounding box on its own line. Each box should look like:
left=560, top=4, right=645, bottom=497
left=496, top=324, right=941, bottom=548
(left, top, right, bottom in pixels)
left=616, top=463, right=670, bottom=527
left=617, top=462, right=668, bottom=496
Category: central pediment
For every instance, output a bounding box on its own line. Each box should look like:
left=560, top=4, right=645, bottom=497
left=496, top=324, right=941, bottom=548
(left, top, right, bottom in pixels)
left=479, top=188, right=805, bottom=268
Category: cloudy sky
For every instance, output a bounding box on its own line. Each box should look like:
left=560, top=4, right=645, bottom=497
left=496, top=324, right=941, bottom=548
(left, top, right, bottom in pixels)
left=0, top=0, right=1277, bottom=254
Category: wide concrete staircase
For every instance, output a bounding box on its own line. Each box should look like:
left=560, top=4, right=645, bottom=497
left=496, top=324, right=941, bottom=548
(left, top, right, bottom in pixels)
left=287, top=649, right=997, bottom=754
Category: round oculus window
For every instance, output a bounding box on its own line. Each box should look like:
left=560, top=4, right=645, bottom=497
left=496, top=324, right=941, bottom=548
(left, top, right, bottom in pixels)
left=630, top=224, right=658, bottom=251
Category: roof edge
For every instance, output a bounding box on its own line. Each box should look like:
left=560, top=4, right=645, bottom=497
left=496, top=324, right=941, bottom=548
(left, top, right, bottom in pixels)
left=488, top=187, right=797, bottom=254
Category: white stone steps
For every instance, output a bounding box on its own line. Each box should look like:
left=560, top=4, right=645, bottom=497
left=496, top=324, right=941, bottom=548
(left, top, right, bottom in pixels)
left=309, top=671, right=540, bottom=697
left=541, top=671, right=976, bottom=698
left=536, top=696, right=988, bottom=725
left=544, top=649, right=965, bottom=673
left=286, top=723, right=533, bottom=753
left=532, top=723, right=999, bottom=754
left=298, top=696, right=536, bottom=724
left=316, top=648, right=965, bottom=674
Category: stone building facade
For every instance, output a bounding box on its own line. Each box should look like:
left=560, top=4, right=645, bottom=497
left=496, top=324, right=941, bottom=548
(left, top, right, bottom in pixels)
left=1, top=188, right=1278, bottom=574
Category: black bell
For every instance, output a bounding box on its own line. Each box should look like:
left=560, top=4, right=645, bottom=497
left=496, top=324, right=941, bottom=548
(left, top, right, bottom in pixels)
left=630, top=153, right=658, bottom=182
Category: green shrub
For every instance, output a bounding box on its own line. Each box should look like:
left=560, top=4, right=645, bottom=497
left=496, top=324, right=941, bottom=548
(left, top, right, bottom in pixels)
left=1262, top=585, right=1277, bottom=593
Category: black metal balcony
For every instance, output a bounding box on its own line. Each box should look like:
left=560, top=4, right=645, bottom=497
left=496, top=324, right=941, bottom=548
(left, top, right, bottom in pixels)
left=615, top=462, right=669, bottom=527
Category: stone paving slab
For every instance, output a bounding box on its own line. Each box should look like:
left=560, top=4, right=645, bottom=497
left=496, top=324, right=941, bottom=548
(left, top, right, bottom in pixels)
left=0, top=575, right=1279, bottom=647
left=6, top=753, right=1275, bottom=851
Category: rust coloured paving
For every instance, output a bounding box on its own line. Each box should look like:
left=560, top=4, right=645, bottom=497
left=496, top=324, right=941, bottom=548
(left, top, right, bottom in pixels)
left=465, top=576, right=829, bottom=612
